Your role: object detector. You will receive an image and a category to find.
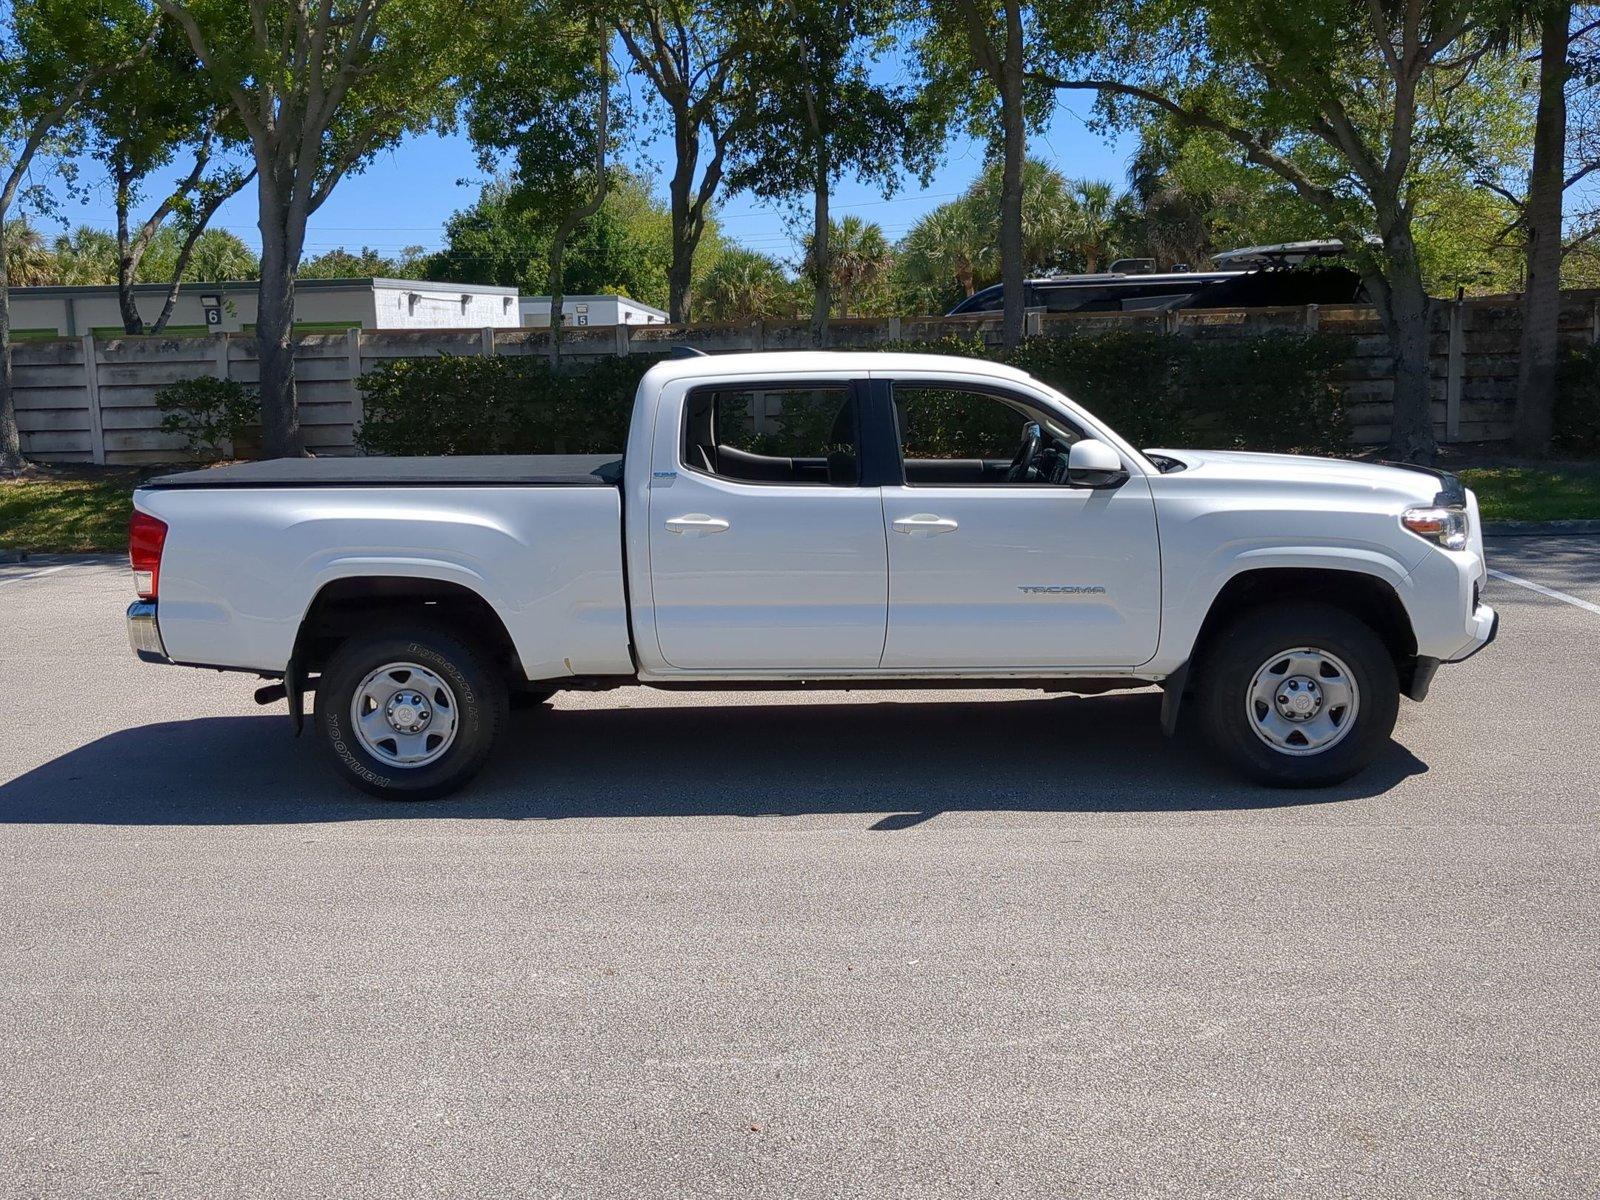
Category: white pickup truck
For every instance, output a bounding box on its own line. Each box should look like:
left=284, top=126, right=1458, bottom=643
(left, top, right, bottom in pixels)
left=126, top=351, right=1497, bottom=799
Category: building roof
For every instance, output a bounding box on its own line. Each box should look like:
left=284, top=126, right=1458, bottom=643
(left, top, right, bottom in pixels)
left=521, top=294, right=670, bottom=318
left=9, top=276, right=517, bottom=299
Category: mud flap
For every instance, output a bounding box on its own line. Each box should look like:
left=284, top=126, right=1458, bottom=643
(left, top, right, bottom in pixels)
left=1159, top=662, right=1189, bottom=737
left=286, top=655, right=305, bottom=736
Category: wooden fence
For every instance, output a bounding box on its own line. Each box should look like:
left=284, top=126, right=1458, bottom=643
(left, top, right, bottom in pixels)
left=13, top=291, right=1599, bottom=465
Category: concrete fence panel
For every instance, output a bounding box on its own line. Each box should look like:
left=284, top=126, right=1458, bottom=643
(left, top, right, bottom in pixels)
left=11, top=291, right=1595, bottom=465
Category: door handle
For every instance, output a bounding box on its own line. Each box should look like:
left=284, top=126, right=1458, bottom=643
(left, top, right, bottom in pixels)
left=665, top=513, right=730, bottom=536
left=892, top=513, right=959, bottom=537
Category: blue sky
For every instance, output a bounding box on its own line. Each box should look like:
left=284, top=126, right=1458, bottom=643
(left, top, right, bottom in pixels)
left=37, top=86, right=1133, bottom=277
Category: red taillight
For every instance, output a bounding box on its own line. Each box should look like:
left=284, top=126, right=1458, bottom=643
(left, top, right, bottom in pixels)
left=129, top=511, right=168, bottom=599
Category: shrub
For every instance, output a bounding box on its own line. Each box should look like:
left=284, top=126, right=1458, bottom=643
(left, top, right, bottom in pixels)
left=154, top=377, right=260, bottom=461
left=893, top=328, right=1350, bottom=452
left=1555, top=345, right=1600, bottom=455
left=356, top=354, right=653, bottom=457
left=1177, top=332, right=1350, bottom=453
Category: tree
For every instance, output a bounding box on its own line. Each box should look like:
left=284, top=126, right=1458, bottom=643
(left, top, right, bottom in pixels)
left=698, top=247, right=798, bottom=320
left=2, top=0, right=153, bottom=472
left=1037, top=0, right=1514, bottom=462
left=1060, top=178, right=1120, bottom=272
left=1482, top=3, right=1586, bottom=453
left=50, top=226, right=118, bottom=283
left=803, top=216, right=894, bottom=317
left=181, top=228, right=260, bottom=281
left=463, top=1, right=617, bottom=360
left=4, top=218, right=60, bottom=286
left=157, top=0, right=487, bottom=457
left=613, top=0, right=758, bottom=322
left=727, top=0, right=927, bottom=344
left=892, top=158, right=1112, bottom=309
left=896, top=198, right=993, bottom=312
left=81, top=20, right=253, bottom=335
left=922, top=1, right=1030, bottom=347
left=298, top=245, right=426, bottom=279
left=426, top=168, right=724, bottom=311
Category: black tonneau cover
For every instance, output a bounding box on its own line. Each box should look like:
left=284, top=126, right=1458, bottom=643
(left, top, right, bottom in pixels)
left=142, top=454, right=624, bottom=490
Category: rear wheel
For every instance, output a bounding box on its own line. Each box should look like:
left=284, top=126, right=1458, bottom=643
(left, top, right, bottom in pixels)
left=1196, top=603, right=1398, bottom=787
left=315, top=624, right=507, bottom=800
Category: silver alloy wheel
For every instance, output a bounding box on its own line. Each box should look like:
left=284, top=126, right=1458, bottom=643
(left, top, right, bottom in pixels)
left=1245, top=647, right=1360, bottom=757
left=349, top=662, right=459, bottom=769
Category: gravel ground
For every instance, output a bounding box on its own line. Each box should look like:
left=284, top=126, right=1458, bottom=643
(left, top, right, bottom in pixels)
left=1, top=540, right=1596, bottom=1198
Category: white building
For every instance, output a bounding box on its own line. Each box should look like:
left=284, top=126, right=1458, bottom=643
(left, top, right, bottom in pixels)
left=7, top=277, right=521, bottom=339
left=520, top=294, right=669, bottom=328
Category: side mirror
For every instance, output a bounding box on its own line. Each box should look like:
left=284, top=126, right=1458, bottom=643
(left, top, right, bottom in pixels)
left=1067, top=439, right=1128, bottom=488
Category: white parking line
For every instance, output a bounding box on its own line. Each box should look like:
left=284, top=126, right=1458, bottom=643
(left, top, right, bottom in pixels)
left=1487, top=567, right=1600, bottom=617
left=0, top=565, right=68, bottom=588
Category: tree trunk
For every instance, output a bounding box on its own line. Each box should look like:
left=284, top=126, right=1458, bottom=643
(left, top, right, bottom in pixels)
left=998, top=0, right=1026, bottom=350
left=113, top=153, right=147, bottom=336
left=1515, top=2, right=1571, bottom=457
left=667, top=106, right=698, bottom=324
left=810, top=159, right=831, bottom=347
left=1369, top=226, right=1437, bottom=463
left=255, top=184, right=303, bottom=459
left=0, top=222, right=21, bottom=473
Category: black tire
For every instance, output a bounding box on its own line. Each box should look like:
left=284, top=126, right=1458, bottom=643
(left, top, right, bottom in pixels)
left=1195, top=602, right=1399, bottom=788
left=314, top=623, right=507, bottom=801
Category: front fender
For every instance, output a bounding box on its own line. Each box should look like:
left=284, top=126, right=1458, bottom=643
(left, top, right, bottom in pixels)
left=1150, top=543, right=1424, bottom=675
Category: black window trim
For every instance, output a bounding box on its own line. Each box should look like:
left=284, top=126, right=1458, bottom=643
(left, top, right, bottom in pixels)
left=678, top=377, right=871, bottom=489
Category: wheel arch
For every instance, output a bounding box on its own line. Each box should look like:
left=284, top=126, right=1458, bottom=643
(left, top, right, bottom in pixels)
left=1162, top=565, right=1420, bottom=734
left=292, top=575, right=524, bottom=682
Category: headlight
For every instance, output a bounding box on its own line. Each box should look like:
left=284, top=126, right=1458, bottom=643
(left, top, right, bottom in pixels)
left=1402, top=504, right=1469, bottom=550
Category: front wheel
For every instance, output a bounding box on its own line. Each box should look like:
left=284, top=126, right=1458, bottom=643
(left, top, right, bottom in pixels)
left=315, top=624, right=507, bottom=800
left=1195, top=603, right=1399, bottom=787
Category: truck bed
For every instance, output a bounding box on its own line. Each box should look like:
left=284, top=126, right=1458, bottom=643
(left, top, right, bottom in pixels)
left=143, top=454, right=624, bottom=489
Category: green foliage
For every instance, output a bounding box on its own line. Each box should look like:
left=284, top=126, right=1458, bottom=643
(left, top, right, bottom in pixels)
left=1554, top=344, right=1600, bottom=455
left=698, top=248, right=801, bottom=321
left=803, top=216, right=895, bottom=317
left=356, top=354, right=655, bottom=457
left=892, top=159, right=1130, bottom=312
left=299, top=245, right=427, bottom=279
left=891, top=329, right=1350, bottom=451
left=154, top=376, right=260, bottom=460
left=424, top=170, right=722, bottom=311
left=1009, top=329, right=1188, bottom=446
left=896, top=386, right=1027, bottom=457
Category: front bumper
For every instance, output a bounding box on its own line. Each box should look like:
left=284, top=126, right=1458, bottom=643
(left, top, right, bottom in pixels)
left=1406, top=603, right=1497, bottom=701
left=126, top=600, right=171, bottom=664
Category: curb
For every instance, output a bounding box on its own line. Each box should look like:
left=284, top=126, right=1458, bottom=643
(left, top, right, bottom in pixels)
left=0, top=549, right=30, bottom=564
left=1483, top=519, right=1600, bottom=536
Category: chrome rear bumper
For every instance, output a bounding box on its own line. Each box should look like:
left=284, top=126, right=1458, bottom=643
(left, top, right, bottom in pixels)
left=126, top=600, right=171, bottom=664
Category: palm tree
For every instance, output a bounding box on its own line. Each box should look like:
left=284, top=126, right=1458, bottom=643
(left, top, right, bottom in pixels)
left=3, top=219, right=59, bottom=286
left=699, top=248, right=795, bottom=321
left=805, top=216, right=893, bottom=318
left=1061, top=179, right=1120, bottom=273
left=899, top=199, right=994, bottom=303
left=51, top=227, right=120, bottom=285
left=183, top=230, right=260, bottom=283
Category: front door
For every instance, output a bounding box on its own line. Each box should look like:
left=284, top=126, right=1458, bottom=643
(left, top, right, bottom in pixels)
left=647, top=378, right=888, bottom=671
left=878, top=380, right=1161, bottom=670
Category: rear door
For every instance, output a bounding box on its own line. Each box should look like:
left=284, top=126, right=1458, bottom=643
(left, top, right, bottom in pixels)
left=646, top=376, right=888, bottom=671
left=876, top=378, right=1162, bottom=670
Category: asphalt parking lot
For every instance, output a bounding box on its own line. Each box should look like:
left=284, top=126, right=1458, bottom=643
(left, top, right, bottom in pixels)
left=1, top=537, right=1596, bottom=1198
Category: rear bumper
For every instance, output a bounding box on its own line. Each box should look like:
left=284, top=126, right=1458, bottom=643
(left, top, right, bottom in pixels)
left=126, top=601, right=171, bottom=664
